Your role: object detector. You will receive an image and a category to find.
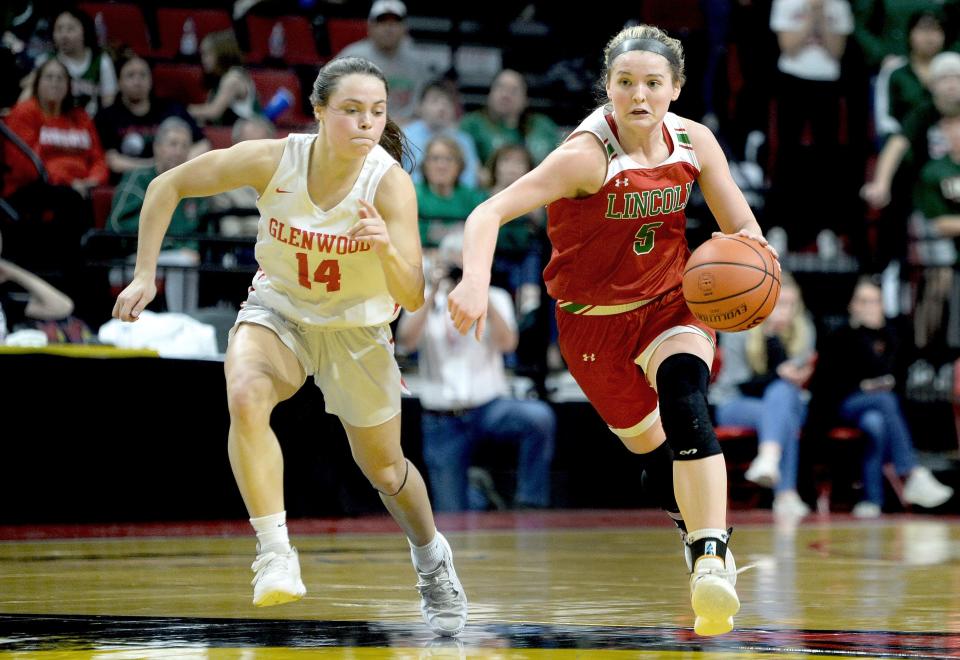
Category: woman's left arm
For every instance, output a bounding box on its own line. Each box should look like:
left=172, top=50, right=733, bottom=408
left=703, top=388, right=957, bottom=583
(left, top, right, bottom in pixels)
left=348, top=166, right=425, bottom=312
left=686, top=120, right=769, bottom=246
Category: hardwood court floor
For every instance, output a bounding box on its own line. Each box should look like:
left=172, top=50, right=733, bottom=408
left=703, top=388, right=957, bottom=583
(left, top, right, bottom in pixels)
left=0, top=510, right=959, bottom=658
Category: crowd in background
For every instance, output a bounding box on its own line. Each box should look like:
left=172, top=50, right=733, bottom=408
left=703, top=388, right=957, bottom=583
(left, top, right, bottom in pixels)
left=1, top=0, right=958, bottom=514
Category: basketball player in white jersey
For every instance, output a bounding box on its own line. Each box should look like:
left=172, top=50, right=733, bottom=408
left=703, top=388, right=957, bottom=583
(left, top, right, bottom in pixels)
left=112, top=57, right=468, bottom=637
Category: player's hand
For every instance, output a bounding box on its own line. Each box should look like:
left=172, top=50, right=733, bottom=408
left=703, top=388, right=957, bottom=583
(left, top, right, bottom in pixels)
left=447, top=275, right=489, bottom=340
left=860, top=181, right=890, bottom=209
left=712, top=229, right=779, bottom=261
left=347, top=199, right=392, bottom=256
left=112, top=276, right=157, bottom=322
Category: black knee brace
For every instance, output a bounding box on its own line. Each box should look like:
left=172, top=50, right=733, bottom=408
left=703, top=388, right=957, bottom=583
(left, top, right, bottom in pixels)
left=656, top=353, right=722, bottom=461
left=639, top=441, right=680, bottom=513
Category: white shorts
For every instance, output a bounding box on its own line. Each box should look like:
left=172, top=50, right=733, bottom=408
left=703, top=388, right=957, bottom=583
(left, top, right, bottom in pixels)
left=230, top=291, right=401, bottom=427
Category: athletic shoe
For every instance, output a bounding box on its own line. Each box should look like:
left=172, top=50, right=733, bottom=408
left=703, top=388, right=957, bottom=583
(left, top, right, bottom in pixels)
left=903, top=466, right=954, bottom=508
left=251, top=545, right=306, bottom=607
left=690, top=552, right=740, bottom=636
left=744, top=452, right=780, bottom=489
left=413, top=533, right=468, bottom=636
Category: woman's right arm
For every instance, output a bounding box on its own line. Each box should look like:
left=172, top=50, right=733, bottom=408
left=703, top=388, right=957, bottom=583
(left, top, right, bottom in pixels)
left=448, top=132, right=606, bottom=338
left=112, top=138, right=283, bottom=321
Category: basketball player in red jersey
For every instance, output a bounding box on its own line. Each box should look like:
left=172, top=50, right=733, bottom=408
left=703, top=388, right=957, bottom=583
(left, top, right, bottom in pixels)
left=448, top=25, right=778, bottom=636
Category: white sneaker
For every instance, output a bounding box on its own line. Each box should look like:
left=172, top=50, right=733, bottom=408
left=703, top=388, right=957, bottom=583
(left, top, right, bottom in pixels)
left=773, top=491, right=811, bottom=518
left=851, top=501, right=881, bottom=518
left=744, top=453, right=780, bottom=489
left=251, top=545, right=306, bottom=607
left=413, top=533, right=468, bottom=636
left=903, top=466, right=954, bottom=508
left=690, top=554, right=740, bottom=636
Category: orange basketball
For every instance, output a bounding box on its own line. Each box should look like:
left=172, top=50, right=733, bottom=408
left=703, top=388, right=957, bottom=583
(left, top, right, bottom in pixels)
left=682, top=235, right=781, bottom=332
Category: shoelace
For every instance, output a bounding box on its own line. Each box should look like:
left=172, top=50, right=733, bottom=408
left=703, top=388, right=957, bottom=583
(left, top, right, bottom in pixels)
left=251, top=551, right=288, bottom=587
left=416, top=563, right=461, bottom=603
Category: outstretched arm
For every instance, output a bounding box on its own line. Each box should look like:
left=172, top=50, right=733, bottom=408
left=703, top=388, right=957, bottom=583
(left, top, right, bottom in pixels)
left=112, top=138, right=283, bottom=321
left=449, top=132, right=607, bottom=338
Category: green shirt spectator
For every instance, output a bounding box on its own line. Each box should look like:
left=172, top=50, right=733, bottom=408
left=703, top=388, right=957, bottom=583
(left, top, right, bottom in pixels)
left=854, top=0, right=960, bottom=69
left=416, top=180, right=486, bottom=248
left=461, top=69, right=562, bottom=165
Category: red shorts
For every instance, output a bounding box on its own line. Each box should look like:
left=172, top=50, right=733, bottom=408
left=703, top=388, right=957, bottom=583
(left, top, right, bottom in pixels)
left=556, top=286, right=716, bottom=436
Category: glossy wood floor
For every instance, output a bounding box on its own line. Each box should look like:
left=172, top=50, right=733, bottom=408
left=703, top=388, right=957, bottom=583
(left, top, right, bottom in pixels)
left=1, top=510, right=959, bottom=658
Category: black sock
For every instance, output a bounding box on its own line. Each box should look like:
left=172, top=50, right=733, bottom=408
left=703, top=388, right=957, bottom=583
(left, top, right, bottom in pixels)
left=639, top=441, right=680, bottom=514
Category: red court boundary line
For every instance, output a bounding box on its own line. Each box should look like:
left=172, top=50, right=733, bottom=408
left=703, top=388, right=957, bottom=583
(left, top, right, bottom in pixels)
left=1, top=510, right=956, bottom=541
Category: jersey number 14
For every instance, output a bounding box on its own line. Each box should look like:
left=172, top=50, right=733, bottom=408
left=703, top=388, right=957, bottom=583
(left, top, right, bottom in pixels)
left=295, top=253, right=342, bottom=291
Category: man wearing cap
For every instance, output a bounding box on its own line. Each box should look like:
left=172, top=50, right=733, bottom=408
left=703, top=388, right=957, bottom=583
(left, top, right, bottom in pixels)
left=337, top=0, right=428, bottom=123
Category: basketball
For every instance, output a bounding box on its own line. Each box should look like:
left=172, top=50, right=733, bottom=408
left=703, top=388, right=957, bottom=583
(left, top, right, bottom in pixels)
left=682, top=235, right=781, bottom=332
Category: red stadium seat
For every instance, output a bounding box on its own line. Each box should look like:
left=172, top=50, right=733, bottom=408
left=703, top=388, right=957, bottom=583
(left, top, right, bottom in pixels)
left=204, top=126, right=233, bottom=150
left=639, top=0, right=705, bottom=34
left=326, top=18, right=367, bottom=56
left=152, top=63, right=207, bottom=106
left=246, top=15, right=323, bottom=66
left=250, top=69, right=313, bottom=128
left=90, top=185, right=115, bottom=230
left=154, top=8, right=233, bottom=60
left=79, top=2, right=153, bottom=56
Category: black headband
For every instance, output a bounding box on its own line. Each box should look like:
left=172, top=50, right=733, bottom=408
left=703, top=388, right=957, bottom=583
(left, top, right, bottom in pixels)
left=607, top=38, right=679, bottom=69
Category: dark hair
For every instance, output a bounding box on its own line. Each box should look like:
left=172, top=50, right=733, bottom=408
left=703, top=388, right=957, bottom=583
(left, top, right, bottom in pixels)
left=55, top=9, right=98, bottom=53
left=419, top=78, right=456, bottom=104
left=487, top=143, right=533, bottom=189
left=310, top=57, right=413, bottom=168
left=907, top=9, right=949, bottom=50
left=485, top=69, right=539, bottom=138
left=31, top=58, right=76, bottom=112
left=201, top=30, right=244, bottom=76
left=115, top=51, right=150, bottom=78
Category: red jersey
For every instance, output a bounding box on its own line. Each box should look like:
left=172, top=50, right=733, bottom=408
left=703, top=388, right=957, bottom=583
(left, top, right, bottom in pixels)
left=2, top=97, right=108, bottom=197
left=544, top=108, right=699, bottom=305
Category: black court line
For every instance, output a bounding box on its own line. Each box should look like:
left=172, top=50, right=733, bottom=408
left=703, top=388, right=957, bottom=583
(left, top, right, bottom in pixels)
left=1, top=614, right=959, bottom=658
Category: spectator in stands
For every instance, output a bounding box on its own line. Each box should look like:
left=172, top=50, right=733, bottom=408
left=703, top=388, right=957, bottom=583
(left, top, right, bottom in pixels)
left=710, top=273, right=816, bottom=518
left=396, top=231, right=555, bottom=511
left=20, top=8, right=116, bottom=117
left=108, top=117, right=204, bottom=313
left=96, top=54, right=209, bottom=179
left=416, top=135, right=486, bottom=250
left=206, top=116, right=276, bottom=238
left=768, top=0, right=855, bottom=253
left=853, top=0, right=960, bottom=72
left=874, top=9, right=946, bottom=140
left=913, top=112, right=960, bottom=349
left=4, top=58, right=108, bottom=200
left=811, top=276, right=954, bottom=518
left=188, top=30, right=262, bottom=126
left=862, top=51, right=960, bottom=267
left=0, top=228, right=75, bottom=343
left=405, top=79, right=480, bottom=188
left=460, top=69, right=562, bottom=167
left=337, top=0, right=427, bottom=123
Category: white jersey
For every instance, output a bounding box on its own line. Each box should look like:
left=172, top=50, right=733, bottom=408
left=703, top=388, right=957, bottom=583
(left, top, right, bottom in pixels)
left=251, top=134, right=401, bottom=328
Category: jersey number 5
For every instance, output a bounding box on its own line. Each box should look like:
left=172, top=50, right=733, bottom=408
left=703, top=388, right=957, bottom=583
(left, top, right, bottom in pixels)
left=633, top=222, right=664, bottom=255
left=295, top=253, right=342, bottom=291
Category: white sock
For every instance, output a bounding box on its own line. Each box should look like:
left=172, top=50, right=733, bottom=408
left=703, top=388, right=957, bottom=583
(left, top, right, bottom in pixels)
left=410, top=532, right=446, bottom=572
left=250, top=511, right=291, bottom=555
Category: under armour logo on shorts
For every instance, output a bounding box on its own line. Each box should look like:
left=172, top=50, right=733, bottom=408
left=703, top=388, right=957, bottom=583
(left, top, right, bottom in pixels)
left=582, top=353, right=596, bottom=361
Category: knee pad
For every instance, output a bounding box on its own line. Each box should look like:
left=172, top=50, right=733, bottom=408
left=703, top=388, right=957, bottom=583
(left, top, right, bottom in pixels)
left=656, top=353, right=722, bottom=461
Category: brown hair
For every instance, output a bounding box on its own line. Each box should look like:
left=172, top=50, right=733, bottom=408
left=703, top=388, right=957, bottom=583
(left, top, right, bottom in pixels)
left=309, top=56, right=412, bottom=168
left=487, top=143, right=533, bottom=190
left=201, top=30, right=244, bottom=76
left=597, top=24, right=686, bottom=104
left=31, top=58, right=76, bottom=112
left=745, top=272, right=812, bottom=374
left=422, top=135, right=465, bottom=182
